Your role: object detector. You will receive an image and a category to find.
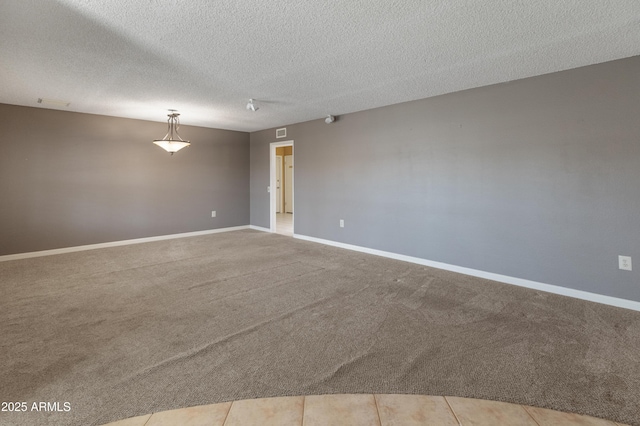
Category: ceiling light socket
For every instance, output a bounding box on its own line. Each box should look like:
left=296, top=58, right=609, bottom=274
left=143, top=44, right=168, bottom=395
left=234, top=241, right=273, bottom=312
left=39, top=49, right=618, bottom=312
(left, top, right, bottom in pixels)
left=246, top=99, right=259, bottom=112
left=325, top=115, right=335, bottom=124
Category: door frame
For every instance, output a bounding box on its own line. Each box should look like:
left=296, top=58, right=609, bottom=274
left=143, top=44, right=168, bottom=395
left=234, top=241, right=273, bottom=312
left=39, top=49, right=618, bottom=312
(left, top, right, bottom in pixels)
left=270, top=140, right=294, bottom=233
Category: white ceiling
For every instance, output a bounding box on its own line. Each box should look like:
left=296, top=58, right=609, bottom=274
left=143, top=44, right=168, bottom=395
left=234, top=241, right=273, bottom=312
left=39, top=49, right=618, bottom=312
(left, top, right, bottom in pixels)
left=1, top=0, right=639, bottom=132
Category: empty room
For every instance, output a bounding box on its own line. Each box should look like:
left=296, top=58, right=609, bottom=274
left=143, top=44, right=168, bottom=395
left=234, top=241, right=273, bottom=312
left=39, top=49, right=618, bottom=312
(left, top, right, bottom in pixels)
left=1, top=1, right=639, bottom=426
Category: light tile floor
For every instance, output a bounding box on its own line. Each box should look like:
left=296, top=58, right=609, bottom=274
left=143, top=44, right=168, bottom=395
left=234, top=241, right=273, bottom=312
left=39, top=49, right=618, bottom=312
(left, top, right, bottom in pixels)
left=276, top=212, right=293, bottom=236
left=101, top=394, right=629, bottom=426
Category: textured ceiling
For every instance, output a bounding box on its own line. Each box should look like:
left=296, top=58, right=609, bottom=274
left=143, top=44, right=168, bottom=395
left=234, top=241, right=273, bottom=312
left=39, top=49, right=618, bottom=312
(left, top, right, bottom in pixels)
left=1, top=0, right=639, bottom=132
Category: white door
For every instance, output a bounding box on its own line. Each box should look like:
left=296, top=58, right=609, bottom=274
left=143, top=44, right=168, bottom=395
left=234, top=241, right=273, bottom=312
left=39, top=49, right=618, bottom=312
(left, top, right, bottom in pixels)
left=275, top=155, right=283, bottom=213
left=284, top=155, right=293, bottom=213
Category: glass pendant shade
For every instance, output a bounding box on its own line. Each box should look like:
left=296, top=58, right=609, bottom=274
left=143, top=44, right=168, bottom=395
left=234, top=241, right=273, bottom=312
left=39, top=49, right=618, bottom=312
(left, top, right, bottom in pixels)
left=153, top=140, right=190, bottom=154
left=154, top=111, right=190, bottom=155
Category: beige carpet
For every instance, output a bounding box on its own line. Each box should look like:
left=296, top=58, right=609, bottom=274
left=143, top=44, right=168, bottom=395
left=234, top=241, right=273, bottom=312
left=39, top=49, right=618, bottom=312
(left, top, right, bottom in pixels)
left=1, top=230, right=639, bottom=426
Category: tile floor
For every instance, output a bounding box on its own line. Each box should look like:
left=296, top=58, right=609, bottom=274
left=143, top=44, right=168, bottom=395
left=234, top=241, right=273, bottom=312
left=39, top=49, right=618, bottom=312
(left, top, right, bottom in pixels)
left=101, top=394, right=629, bottom=426
left=276, top=212, right=293, bottom=236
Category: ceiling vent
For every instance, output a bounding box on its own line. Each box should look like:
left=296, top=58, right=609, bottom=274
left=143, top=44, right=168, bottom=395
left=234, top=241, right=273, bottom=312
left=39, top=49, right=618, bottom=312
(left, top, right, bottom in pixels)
left=37, top=98, right=71, bottom=107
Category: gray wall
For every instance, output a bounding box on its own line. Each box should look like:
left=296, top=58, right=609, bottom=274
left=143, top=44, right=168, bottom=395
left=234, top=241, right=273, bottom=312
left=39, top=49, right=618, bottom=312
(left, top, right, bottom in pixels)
left=251, top=56, right=640, bottom=302
left=0, top=104, right=249, bottom=255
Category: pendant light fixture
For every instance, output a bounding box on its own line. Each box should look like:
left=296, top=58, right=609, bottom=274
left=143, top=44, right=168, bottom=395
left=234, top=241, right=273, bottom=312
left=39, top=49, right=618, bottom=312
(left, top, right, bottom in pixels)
left=153, top=110, right=190, bottom=155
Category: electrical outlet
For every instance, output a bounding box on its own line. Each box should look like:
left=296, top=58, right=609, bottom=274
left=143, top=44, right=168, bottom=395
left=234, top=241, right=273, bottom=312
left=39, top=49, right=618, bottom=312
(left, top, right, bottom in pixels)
left=619, top=255, right=632, bottom=271
left=339, top=219, right=344, bottom=228
left=211, top=211, right=216, bottom=218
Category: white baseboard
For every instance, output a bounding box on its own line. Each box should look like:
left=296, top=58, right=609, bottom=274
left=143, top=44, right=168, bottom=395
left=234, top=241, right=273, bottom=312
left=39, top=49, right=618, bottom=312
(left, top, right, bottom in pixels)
left=5, top=226, right=637, bottom=312
left=0, top=226, right=250, bottom=262
left=293, top=233, right=640, bottom=312
left=249, top=225, right=272, bottom=233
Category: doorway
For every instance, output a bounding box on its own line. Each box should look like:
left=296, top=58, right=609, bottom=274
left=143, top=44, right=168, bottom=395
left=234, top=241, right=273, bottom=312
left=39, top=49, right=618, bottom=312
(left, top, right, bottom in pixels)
left=270, top=141, right=294, bottom=236
left=276, top=155, right=283, bottom=213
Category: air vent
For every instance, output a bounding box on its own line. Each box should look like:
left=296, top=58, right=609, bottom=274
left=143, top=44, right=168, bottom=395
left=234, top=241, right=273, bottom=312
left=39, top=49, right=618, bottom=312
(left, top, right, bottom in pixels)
left=37, top=98, right=71, bottom=107
left=276, top=128, right=286, bottom=138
